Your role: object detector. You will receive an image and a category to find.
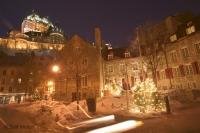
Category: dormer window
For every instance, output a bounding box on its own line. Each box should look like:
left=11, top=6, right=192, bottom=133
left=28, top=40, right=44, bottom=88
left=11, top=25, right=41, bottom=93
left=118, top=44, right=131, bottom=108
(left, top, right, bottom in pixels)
left=170, top=34, right=177, bottom=42
left=186, top=25, right=195, bottom=35
left=124, top=51, right=130, bottom=58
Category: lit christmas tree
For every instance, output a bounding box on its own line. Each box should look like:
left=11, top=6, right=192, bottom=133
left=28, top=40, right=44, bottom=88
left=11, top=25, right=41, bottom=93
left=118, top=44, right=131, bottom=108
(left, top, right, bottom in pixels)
left=130, top=78, right=166, bottom=113
left=104, top=82, right=122, bottom=97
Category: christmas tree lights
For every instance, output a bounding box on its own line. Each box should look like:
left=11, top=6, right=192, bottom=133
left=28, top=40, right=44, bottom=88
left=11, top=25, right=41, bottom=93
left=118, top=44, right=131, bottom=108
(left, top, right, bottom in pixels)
left=130, top=78, right=166, bottom=113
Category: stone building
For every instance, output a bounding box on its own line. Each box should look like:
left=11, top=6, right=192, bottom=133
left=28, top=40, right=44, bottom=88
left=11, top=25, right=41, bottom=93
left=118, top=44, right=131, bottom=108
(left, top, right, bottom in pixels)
left=102, top=47, right=146, bottom=96
left=135, top=13, right=200, bottom=93
left=156, top=16, right=200, bottom=91
left=54, top=28, right=102, bottom=101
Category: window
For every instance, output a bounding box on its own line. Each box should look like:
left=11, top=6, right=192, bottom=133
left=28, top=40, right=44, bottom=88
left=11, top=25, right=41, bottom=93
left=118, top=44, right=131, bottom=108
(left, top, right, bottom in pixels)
left=170, top=51, right=177, bottom=63
left=194, top=43, right=200, bottom=54
left=81, top=76, right=88, bottom=87
left=108, top=54, right=113, bottom=60
left=9, top=87, right=12, bottom=92
left=185, top=65, right=193, bottom=75
left=0, top=87, right=4, bottom=92
left=108, top=65, right=113, bottom=73
left=10, top=78, right=14, bottom=83
left=124, top=51, right=130, bottom=58
left=181, top=48, right=189, bottom=58
left=160, top=71, right=166, bottom=79
left=120, top=64, right=125, bottom=72
left=3, top=70, right=6, bottom=76
left=170, top=34, right=177, bottom=42
left=2, top=78, right=5, bottom=85
left=173, top=67, right=180, bottom=77
left=170, top=51, right=178, bottom=63
left=11, top=70, right=15, bottom=76
left=186, top=25, right=195, bottom=35
left=82, top=58, right=88, bottom=66
left=132, top=63, right=138, bottom=71
left=18, top=78, right=22, bottom=84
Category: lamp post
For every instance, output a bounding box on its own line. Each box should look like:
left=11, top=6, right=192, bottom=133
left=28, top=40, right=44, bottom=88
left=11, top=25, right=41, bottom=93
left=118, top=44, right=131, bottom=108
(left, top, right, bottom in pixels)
left=51, top=65, right=60, bottom=100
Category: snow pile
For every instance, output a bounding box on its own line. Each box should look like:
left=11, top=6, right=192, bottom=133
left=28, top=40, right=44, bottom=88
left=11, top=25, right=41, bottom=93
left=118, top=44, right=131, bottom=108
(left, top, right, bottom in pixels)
left=19, top=100, right=91, bottom=126
left=96, top=96, right=127, bottom=114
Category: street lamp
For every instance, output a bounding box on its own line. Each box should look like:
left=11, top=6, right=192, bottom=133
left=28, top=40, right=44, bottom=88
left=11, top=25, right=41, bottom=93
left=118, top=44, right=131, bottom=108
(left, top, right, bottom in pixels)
left=52, top=65, right=60, bottom=73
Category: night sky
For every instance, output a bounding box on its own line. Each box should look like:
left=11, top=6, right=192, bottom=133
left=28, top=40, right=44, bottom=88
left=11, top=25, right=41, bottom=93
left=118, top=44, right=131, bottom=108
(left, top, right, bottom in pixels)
left=1, top=0, right=200, bottom=47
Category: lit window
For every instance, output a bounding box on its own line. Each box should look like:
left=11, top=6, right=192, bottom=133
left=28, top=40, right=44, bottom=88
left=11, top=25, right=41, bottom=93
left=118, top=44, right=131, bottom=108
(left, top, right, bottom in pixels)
left=170, top=34, right=177, bottom=42
left=181, top=47, right=189, bottom=58
left=186, top=25, right=195, bottom=35
left=124, top=51, right=130, bottom=58
left=108, top=54, right=113, bottom=60
left=18, top=78, right=22, bottom=84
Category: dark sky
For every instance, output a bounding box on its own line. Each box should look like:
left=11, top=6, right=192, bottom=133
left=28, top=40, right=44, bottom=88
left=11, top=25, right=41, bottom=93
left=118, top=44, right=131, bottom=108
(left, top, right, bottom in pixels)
left=0, top=0, right=200, bottom=47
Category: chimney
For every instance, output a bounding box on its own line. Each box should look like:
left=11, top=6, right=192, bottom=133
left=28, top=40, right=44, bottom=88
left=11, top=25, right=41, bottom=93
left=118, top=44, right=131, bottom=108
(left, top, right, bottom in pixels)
left=94, top=27, right=101, bottom=49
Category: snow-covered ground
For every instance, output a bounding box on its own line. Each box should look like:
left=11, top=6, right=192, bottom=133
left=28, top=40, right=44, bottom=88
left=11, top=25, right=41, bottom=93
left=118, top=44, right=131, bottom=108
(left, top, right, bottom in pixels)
left=18, top=100, right=93, bottom=127
left=1, top=97, right=200, bottom=133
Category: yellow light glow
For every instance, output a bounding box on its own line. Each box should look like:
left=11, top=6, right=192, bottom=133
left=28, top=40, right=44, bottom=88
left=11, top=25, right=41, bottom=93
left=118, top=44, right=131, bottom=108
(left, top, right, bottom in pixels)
left=47, top=80, right=54, bottom=94
left=47, top=80, right=54, bottom=86
left=86, top=120, right=143, bottom=133
left=52, top=65, right=60, bottom=73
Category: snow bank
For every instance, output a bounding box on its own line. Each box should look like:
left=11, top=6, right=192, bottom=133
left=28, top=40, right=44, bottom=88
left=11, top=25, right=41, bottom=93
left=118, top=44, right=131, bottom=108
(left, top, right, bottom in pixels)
left=96, top=96, right=127, bottom=114
left=18, top=100, right=92, bottom=126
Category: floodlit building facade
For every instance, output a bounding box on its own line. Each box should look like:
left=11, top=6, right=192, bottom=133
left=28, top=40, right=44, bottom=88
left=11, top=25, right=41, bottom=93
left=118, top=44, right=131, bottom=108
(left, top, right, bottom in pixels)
left=137, top=13, right=200, bottom=92
left=0, top=11, right=65, bottom=55
left=54, top=28, right=102, bottom=101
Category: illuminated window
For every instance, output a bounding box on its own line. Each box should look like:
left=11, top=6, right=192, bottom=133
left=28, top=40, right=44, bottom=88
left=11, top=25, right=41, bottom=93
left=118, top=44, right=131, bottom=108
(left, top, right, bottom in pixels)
left=170, top=34, right=177, bottom=42
left=18, top=78, right=22, bottom=84
left=124, top=51, right=130, bottom=58
left=186, top=25, right=195, bottom=35
left=108, top=54, right=113, bottom=60
left=181, top=47, right=189, bottom=58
